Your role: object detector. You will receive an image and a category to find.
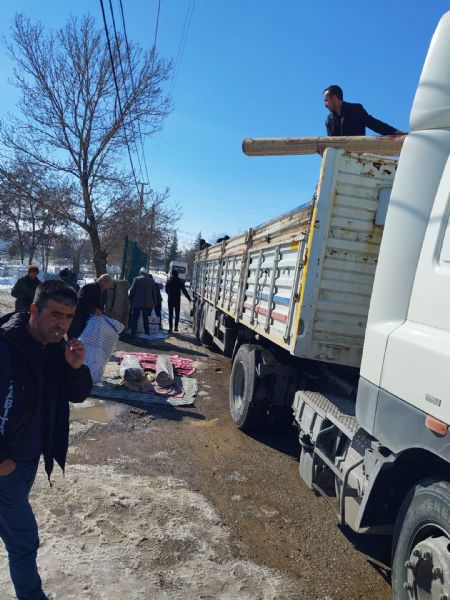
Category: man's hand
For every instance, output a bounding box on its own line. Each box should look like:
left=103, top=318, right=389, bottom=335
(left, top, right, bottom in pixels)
left=65, top=338, right=86, bottom=369
left=94, top=309, right=102, bottom=316
left=0, top=458, right=16, bottom=476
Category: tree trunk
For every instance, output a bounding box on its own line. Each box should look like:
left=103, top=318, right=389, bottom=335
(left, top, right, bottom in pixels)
left=82, top=180, right=107, bottom=276
left=72, top=252, right=81, bottom=277
left=89, top=229, right=107, bottom=276
left=14, top=223, right=25, bottom=264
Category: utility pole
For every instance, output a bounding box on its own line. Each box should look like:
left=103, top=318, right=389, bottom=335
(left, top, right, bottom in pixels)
left=146, top=202, right=156, bottom=271
left=136, top=182, right=146, bottom=245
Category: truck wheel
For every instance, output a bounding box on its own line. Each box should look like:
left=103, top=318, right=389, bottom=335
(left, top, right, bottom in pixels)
left=199, top=303, right=213, bottom=345
left=392, top=477, right=450, bottom=600
left=229, top=344, right=268, bottom=431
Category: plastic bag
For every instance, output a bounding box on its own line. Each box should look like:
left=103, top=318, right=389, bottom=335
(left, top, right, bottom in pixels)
left=79, top=314, right=124, bottom=384
left=149, top=308, right=160, bottom=334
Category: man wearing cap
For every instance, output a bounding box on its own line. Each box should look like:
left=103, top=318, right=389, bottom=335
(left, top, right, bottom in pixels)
left=10, top=266, right=41, bottom=312
left=128, top=268, right=157, bottom=338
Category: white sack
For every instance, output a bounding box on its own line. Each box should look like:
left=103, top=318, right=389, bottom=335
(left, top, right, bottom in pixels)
left=79, top=315, right=124, bottom=384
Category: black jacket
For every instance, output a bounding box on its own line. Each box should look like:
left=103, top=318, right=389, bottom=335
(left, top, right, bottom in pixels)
left=128, top=274, right=157, bottom=309
left=165, top=276, right=191, bottom=304
left=10, top=275, right=40, bottom=311
left=0, top=312, right=92, bottom=478
left=325, top=101, right=398, bottom=136
left=68, top=282, right=106, bottom=338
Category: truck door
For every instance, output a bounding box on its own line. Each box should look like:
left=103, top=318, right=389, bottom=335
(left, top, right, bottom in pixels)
left=380, top=154, right=450, bottom=424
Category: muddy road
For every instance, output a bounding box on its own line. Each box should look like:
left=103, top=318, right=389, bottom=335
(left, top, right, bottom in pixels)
left=0, top=290, right=392, bottom=599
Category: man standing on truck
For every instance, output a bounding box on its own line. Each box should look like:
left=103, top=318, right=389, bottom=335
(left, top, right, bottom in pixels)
left=165, top=269, right=191, bottom=333
left=323, top=85, right=405, bottom=136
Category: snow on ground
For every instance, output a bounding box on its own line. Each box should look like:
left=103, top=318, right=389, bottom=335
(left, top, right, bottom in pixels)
left=0, top=433, right=300, bottom=600
left=0, top=278, right=15, bottom=290
left=0, top=290, right=14, bottom=313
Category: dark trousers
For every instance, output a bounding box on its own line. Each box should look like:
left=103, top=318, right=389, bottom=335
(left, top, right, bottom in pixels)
left=131, top=307, right=150, bottom=335
left=168, top=301, right=180, bottom=331
left=154, top=303, right=162, bottom=329
left=0, top=458, right=48, bottom=600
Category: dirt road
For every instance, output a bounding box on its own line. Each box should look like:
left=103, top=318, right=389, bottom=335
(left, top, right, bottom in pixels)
left=0, top=290, right=392, bottom=599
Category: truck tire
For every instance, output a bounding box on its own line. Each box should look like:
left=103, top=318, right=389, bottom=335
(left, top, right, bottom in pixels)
left=229, top=344, right=268, bottom=431
left=392, top=477, right=450, bottom=600
left=199, top=303, right=213, bottom=345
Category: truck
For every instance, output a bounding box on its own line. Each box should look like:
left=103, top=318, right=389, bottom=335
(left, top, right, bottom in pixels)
left=168, top=260, right=188, bottom=280
left=191, top=11, right=450, bottom=600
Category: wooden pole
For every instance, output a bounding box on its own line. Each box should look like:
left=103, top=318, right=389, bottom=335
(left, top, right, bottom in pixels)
left=242, top=135, right=406, bottom=157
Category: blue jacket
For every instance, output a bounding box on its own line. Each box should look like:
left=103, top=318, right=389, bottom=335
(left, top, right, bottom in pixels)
left=0, top=311, right=92, bottom=478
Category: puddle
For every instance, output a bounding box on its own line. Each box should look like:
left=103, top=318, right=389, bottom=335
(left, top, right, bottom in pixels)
left=70, top=401, right=127, bottom=423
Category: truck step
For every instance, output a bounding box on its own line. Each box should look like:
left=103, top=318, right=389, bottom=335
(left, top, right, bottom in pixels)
left=295, top=390, right=358, bottom=440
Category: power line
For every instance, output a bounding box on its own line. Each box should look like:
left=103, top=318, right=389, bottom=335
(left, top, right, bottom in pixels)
left=98, top=0, right=141, bottom=196
left=108, top=0, right=145, bottom=184
left=117, top=0, right=155, bottom=186
left=151, top=0, right=161, bottom=53
left=169, top=0, right=195, bottom=99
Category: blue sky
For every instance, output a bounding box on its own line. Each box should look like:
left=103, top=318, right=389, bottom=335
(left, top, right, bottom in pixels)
left=0, top=1, right=448, bottom=249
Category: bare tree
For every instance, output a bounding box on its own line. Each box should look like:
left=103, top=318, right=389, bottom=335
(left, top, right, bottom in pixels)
left=181, top=232, right=202, bottom=276
left=101, top=187, right=181, bottom=267
left=0, top=160, right=62, bottom=266
left=1, top=13, right=171, bottom=274
left=52, top=225, right=91, bottom=275
left=0, top=173, right=26, bottom=263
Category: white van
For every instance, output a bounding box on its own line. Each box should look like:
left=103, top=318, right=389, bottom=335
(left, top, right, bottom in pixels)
left=168, top=260, right=188, bottom=280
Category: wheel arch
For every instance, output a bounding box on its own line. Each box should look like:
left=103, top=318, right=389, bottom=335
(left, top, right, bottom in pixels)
left=359, top=448, right=450, bottom=530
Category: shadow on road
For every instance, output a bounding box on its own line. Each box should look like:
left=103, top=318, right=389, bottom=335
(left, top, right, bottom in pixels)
left=118, top=334, right=209, bottom=358
left=339, top=524, right=392, bottom=584
left=248, top=424, right=299, bottom=461
left=123, top=400, right=206, bottom=422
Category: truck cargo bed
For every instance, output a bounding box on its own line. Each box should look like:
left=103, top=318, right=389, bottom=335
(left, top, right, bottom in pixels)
left=192, top=149, right=397, bottom=367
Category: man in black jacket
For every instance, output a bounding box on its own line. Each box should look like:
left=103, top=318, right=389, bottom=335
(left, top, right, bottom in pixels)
left=68, top=273, right=113, bottom=338
left=128, top=268, right=157, bottom=337
left=165, top=269, right=191, bottom=333
left=323, top=85, right=405, bottom=137
left=10, top=265, right=40, bottom=312
left=0, top=280, right=92, bottom=600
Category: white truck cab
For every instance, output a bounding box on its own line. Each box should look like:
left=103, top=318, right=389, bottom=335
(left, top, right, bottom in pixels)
left=356, top=12, right=450, bottom=597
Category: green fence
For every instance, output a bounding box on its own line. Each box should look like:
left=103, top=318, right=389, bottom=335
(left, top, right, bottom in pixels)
left=120, top=236, right=148, bottom=285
